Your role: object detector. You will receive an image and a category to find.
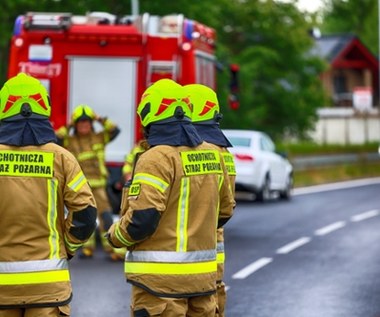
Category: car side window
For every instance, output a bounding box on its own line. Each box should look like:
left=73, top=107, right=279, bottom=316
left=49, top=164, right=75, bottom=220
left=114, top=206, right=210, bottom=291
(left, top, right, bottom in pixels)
left=260, top=135, right=275, bottom=153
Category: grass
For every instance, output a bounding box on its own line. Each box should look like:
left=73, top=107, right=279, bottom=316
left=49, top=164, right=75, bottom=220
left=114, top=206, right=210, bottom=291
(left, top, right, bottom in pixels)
left=293, top=159, right=380, bottom=187
left=277, top=141, right=380, bottom=187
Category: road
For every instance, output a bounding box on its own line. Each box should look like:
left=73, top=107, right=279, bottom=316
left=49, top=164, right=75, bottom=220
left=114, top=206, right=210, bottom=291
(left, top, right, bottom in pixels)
left=69, top=178, right=380, bottom=317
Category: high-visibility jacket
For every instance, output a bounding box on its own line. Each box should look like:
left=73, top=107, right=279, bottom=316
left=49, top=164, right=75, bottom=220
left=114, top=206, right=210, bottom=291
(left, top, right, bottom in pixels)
left=215, top=146, right=236, bottom=283
left=0, top=143, right=97, bottom=308
left=108, top=142, right=235, bottom=297
left=55, top=119, right=119, bottom=188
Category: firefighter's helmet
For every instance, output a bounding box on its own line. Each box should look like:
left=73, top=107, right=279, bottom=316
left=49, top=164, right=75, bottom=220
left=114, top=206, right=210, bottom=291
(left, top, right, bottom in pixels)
left=137, top=79, right=192, bottom=127
left=184, top=84, right=222, bottom=124
left=72, top=104, right=96, bottom=123
left=0, top=72, right=51, bottom=121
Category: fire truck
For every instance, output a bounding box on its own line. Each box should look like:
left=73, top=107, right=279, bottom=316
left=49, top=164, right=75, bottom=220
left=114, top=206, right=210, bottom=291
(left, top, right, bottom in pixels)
left=7, top=11, right=217, bottom=167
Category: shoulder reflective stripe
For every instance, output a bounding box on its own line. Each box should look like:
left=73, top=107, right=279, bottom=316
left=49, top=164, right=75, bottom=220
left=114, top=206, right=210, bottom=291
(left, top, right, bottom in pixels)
left=64, top=235, right=83, bottom=253
left=0, top=259, right=68, bottom=272
left=47, top=178, right=60, bottom=259
left=68, top=171, right=87, bottom=192
left=134, top=173, right=169, bottom=193
left=126, top=249, right=216, bottom=263
left=176, top=177, right=190, bottom=252
left=180, top=150, right=223, bottom=176
left=217, top=242, right=224, bottom=253
left=0, top=270, right=70, bottom=285
left=222, top=152, right=236, bottom=176
left=217, top=252, right=225, bottom=264
left=125, top=261, right=216, bottom=275
left=115, top=222, right=135, bottom=246
left=0, top=150, right=54, bottom=178
left=77, top=151, right=97, bottom=161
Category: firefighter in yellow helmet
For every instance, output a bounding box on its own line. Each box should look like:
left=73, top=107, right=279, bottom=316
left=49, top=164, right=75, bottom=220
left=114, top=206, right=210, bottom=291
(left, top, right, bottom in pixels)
left=55, top=104, right=122, bottom=260
left=107, top=79, right=235, bottom=316
left=0, top=73, right=97, bottom=317
left=184, top=83, right=236, bottom=317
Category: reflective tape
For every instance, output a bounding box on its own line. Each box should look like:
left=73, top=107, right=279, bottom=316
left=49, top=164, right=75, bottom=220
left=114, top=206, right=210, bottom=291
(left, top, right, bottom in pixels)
left=176, top=177, right=190, bottom=252
left=47, top=178, right=60, bottom=259
left=68, top=171, right=87, bottom=192
left=0, top=259, right=68, bottom=272
left=125, top=260, right=216, bottom=275
left=115, top=222, right=135, bottom=246
left=134, top=173, right=169, bottom=193
left=77, top=151, right=97, bottom=161
left=126, top=249, right=216, bottom=263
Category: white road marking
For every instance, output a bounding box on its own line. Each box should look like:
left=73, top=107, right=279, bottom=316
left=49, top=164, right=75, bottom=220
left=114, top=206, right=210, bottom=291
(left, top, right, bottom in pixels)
left=276, top=237, right=311, bottom=254
left=315, top=221, right=346, bottom=236
left=293, top=178, right=380, bottom=196
left=351, top=209, right=379, bottom=222
left=232, top=257, right=273, bottom=279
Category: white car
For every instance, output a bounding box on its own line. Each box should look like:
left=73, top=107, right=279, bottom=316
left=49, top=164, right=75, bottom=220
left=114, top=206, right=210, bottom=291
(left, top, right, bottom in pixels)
left=223, top=129, right=293, bottom=201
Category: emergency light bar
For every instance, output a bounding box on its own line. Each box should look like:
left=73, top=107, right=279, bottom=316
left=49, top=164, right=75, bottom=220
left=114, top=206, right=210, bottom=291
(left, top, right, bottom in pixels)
left=24, top=12, right=72, bottom=30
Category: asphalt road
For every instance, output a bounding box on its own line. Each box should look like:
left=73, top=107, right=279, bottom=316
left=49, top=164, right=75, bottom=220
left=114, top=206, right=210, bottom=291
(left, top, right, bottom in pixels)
left=69, top=178, right=380, bottom=317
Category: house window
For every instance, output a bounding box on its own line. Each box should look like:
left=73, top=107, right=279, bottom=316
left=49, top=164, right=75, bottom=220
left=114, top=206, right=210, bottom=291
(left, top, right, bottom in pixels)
left=333, top=74, right=346, bottom=93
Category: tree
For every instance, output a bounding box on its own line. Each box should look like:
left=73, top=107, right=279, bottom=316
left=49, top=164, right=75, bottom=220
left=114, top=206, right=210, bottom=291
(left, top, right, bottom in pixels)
left=322, top=0, right=378, bottom=55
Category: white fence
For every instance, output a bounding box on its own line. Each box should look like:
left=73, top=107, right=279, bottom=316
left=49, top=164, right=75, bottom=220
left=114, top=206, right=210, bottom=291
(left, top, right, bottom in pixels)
left=309, top=108, right=380, bottom=144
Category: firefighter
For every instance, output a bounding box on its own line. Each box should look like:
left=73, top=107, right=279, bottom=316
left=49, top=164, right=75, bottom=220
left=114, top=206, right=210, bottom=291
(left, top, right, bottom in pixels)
left=184, top=83, right=236, bottom=317
left=107, top=79, right=235, bottom=317
left=55, top=104, right=122, bottom=260
left=121, top=139, right=149, bottom=182
left=0, top=73, right=97, bottom=317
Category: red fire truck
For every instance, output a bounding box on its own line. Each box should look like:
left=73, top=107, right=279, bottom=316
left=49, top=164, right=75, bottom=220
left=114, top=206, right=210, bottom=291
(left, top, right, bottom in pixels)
left=7, top=11, right=217, bottom=167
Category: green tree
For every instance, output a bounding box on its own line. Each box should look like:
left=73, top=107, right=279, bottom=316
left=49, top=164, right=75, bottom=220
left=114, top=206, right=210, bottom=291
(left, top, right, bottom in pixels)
left=322, top=0, right=378, bottom=55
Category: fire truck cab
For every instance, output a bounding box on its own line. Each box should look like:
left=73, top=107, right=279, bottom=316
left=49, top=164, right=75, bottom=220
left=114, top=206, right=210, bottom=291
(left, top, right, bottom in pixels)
left=8, top=11, right=217, bottom=168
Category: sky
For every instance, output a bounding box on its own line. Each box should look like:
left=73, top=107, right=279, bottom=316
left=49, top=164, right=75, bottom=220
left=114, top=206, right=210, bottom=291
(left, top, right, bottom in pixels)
left=277, top=0, right=325, bottom=13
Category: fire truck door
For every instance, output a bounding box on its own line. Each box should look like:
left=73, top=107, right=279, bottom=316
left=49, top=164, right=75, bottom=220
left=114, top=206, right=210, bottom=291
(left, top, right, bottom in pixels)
left=67, top=57, right=137, bottom=164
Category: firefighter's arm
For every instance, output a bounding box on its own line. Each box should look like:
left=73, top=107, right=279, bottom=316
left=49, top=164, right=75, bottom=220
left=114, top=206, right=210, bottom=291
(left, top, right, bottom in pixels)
left=217, top=153, right=236, bottom=228
left=55, top=125, right=70, bottom=146
left=97, top=116, right=120, bottom=142
left=107, top=151, right=170, bottom=248
left=62, top=153, right=97, bottom=258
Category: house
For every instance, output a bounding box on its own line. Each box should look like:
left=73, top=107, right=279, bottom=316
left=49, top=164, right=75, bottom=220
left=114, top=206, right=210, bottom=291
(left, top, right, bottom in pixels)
left=312, top=34, right=379, bottom=108
left=309, top=34, right=380, bottom=144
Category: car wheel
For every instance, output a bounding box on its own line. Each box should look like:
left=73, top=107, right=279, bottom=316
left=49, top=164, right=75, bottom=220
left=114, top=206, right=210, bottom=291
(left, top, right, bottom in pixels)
left=279, top=174, right=293, bottom=200
left=256, top=175, right=270, bottom=202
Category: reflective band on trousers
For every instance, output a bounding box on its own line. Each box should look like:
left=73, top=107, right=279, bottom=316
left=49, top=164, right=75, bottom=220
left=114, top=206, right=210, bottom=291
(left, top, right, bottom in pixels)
left=217, top=242, right=225, bottom=264
left=0, top=259, right=70, bottom=285
left=125, top=250, right=217, bottom=275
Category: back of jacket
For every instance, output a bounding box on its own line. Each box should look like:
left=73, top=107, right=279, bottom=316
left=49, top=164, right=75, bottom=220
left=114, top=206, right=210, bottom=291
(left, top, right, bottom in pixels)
left=0, top=143, right=96, bottom=308
left=113, top=142, right=235, bottom=297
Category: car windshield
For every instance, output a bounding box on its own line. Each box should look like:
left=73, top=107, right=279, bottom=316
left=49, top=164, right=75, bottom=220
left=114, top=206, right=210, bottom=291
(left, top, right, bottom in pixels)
left=227, top=136, right=252, bottom=147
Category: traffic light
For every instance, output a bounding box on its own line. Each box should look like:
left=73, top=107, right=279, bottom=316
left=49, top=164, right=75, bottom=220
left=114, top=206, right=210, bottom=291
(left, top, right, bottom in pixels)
left=229, top=64, right=240, bottom=110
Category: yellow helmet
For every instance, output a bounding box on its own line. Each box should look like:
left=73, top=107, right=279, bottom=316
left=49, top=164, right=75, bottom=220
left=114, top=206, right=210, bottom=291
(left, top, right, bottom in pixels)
left=137, top=79, right=192, bottom=127
left=0, top=73, right=51, bottom=121
left=184, top=84, right=222, bottom=123
left=71, top=104, right=96, bottom=123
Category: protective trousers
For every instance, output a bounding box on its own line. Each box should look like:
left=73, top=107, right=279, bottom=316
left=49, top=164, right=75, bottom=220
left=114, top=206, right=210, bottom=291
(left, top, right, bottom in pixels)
left=215, top=281, right=226, bottom=317
left=0, top=305, right=70, bottom=317
left=130, top=286, right=216, bottom=317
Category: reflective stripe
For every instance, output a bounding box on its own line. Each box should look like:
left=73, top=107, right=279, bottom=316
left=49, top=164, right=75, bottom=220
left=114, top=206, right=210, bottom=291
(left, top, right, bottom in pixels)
left=134, top=173, right=169, bottom=193
left=77, top=151, right=97, bottom=161
left=0, top=270, right=70, bottom=285
left=126, top=249, right=216, bottom=263
left=125, top=260, right=216, bottom=275
left=217, top=242, right=224, bottom=253
left=0, top=259, right=70, bottom=285
left=115, top=222, right=135, bottom=246
left=93, top=143, right=104, bottom=151
left=176, top=177, right=190, bottom=252
left=0, top=259, right=68, bottom=272
left=88, top=178, right=107, bottom=188
left=68, top=171, right=87, bottom=192
left=64, top=235, right=83, bottom=253
left=217, top=252, right=225, bottom=264
left=47, top=178, right=59, bottom=259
